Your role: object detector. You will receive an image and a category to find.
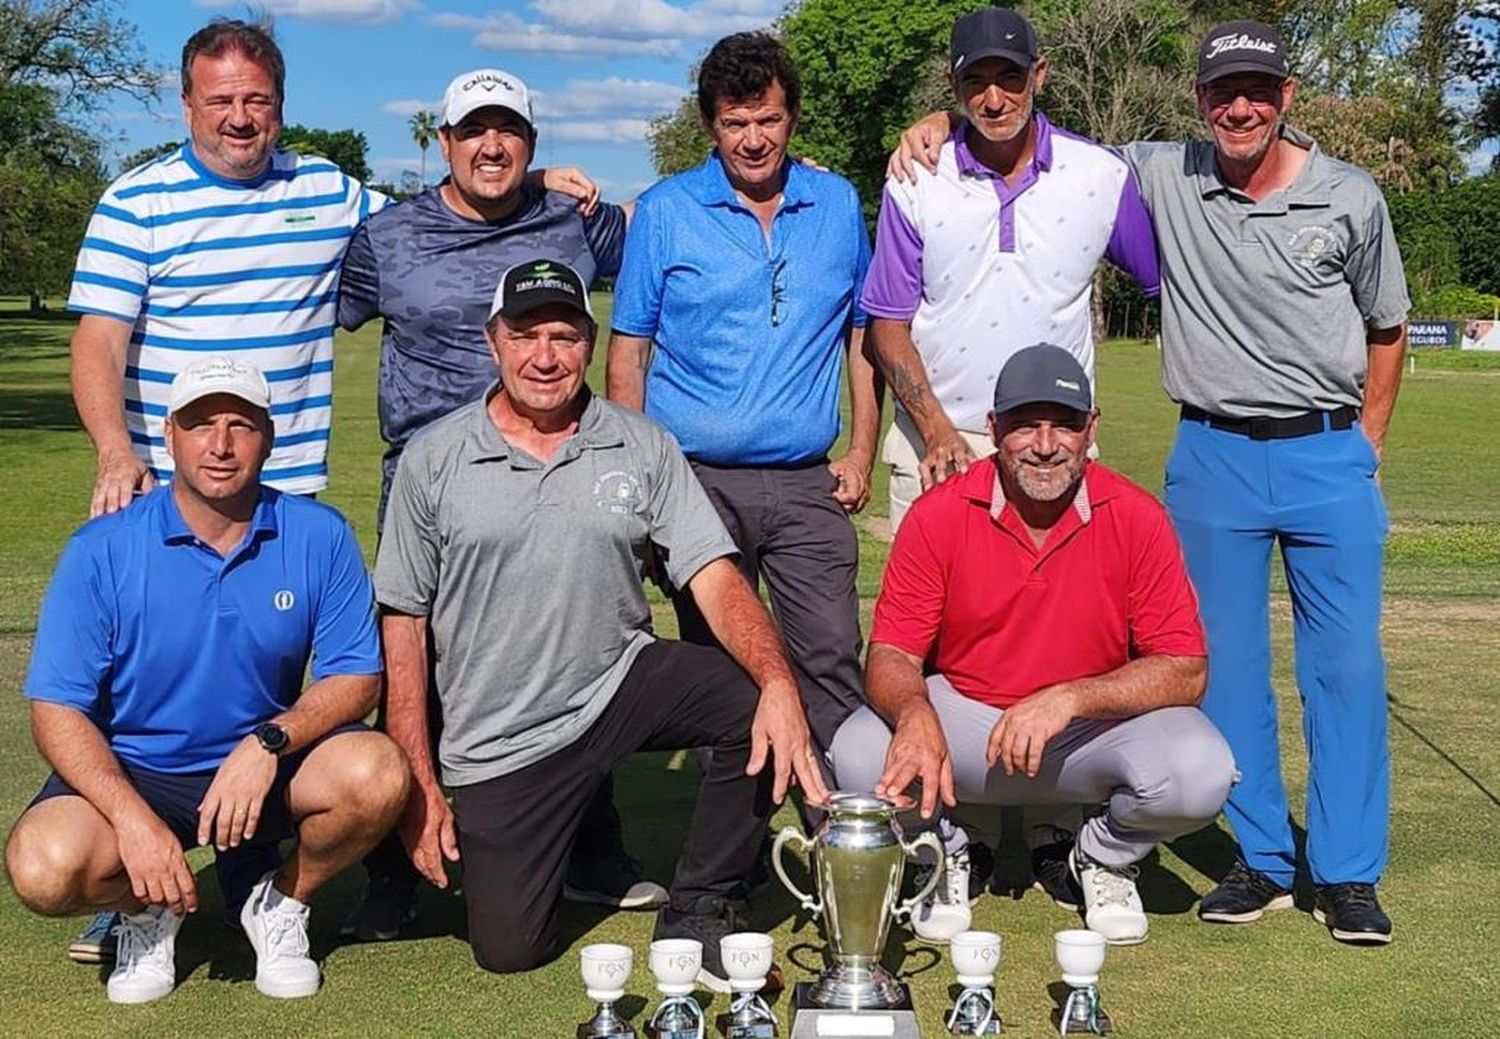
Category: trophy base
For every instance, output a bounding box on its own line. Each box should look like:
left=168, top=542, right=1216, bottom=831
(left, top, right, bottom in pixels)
left=1059, top=1009, right=1111, bottom=1035
left=790, top=982, right=921, bottom=1038
left=803, top=968, right=911, bottom=1011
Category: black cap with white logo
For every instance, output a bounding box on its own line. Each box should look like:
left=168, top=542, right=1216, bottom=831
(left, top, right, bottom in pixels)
left=950, top=7, right=1039, bottom=75
left=489, top=259, right=595, bottom=324
left=992, top=344, right=1093, bottom=416
left=1196, top=19, right=1289, bottom=84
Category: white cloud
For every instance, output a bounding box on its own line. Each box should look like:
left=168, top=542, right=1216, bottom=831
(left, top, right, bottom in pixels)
left=196, top=0, right=418, bottom=22
left=382, top=98, right=442, bottom=117
left=529, top=0, right=782, bottom=38
left=430, top=11, right=677, bottom=55
left=541, top=118, right=652, bottom=143
left=533, top=77, right=685, bottom=117
left=428, top=1, right=783, bottom=57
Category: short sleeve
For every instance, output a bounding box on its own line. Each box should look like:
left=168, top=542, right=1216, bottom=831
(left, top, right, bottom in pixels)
left=1346, top=187, right=1410, bottom=330
left=1126, top=505, right=1207, bottom=659
left=851, top=191, right=873, bottom=328
left=24, top=533, right=114, bottom=712
left=869, top=499, right=950, bottom=660
left=644, top=429, right=737, bottom=588
left=861, top=181, right=924, bottom=321
left=610, top=194, right=665, bottom=337
left=584, top=201, right=628, bottom=280
left=68, top=195, right=149, bottom=325
left=310, top=518, right=382, bottom=679
left=374, top=446, right=442, bottom=615
left=337, top=223, right=381, bottom=331
left=1105, top=168, right=1160, bottom=298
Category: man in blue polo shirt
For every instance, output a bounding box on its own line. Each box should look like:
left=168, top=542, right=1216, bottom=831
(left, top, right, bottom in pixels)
left=608, top=33, right=879, bottom=800
left=5, top=357, right=408, bottom=1005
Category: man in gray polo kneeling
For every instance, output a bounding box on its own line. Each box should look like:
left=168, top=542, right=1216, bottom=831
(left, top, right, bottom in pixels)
left=374, top=258, right=828, bottom=987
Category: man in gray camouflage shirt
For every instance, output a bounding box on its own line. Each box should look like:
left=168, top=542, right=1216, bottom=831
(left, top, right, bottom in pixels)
left=336, top=67, right=644, bottom=941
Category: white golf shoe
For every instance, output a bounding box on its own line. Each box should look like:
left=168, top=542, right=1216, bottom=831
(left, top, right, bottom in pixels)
left=106, top=905, right=183, bottom=1004
left=1070, top=846, right=1148, bottom=945
left=241, top=871, right=321, bottom=998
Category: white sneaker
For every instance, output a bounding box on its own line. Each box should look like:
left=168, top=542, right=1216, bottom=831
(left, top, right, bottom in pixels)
left=1070, top=847, right=1148, bottom=945
left=240, top=871, right=320, bottom=999
left=910, top=844, right=973, bottom=944
left=106, top=905, right=183, bottom=1004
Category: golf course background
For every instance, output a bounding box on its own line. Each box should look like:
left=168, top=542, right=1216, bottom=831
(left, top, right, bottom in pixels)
left=0, top=296, right=1495, bottom=1036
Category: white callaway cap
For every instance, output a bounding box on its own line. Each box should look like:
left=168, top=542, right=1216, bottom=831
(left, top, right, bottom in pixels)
left=441, top=68, right=533, bottom=128
left=168, top=356, right=272, bottom=415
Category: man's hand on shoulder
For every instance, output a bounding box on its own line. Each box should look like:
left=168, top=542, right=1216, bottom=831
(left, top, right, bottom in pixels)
left=532, top=166, right=600, bottom=217
left=875, top=700, right=956, bottom=819
left=91, top=448, right=154, bottom=518
left=986, top=683, right=1079, bottom=778
left=399, top=780, right=460, bottom=889
left=828, top=449, right=874, bottom=513
left=115, top=808, right=198, bottom=916
left=748, top=680, right=829, bottom=806
left=197, top=734, right=279, bottom=852
left=888, top=111, right=954, bottom=183
left=919, top=428, right=977, bottom=491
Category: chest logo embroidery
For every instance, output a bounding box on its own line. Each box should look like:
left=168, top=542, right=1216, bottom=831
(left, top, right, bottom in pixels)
left=592, top=470, right=643, bottom=515
left=273, top=590, right=296, bottom=611
left=1286, top=224, right=1339, bottom=268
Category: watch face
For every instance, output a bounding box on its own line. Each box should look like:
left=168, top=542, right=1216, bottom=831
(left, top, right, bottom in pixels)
left=257, top=723, right=289, bottom=752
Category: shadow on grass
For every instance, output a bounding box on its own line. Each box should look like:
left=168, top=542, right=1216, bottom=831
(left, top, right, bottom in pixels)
left=0, top=389, right=82, bottom=431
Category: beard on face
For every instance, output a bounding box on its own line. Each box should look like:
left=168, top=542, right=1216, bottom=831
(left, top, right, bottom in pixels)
left=1007, top=450, right=1085, bottom=502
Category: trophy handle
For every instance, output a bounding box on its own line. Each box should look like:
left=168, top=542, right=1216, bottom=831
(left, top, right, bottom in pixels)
left=771, top=826, right=822, bottom=915
left=892, top=831, right=945, bottom=921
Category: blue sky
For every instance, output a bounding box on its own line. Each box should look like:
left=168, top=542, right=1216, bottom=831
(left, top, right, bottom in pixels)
left=110, top=0, right=789, bottom=200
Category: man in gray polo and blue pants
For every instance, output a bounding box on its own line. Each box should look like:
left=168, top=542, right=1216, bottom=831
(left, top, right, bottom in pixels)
left=1123, top=20, right=1409, bottom=943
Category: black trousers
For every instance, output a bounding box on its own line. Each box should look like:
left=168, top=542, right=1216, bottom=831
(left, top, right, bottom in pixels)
left=455, top=640, right=771, bottom=973
left=670, top=462, right=864, bottom=749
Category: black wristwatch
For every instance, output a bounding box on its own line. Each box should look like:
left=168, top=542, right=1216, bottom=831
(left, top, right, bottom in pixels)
left=253, top=722, right=291, bottom=756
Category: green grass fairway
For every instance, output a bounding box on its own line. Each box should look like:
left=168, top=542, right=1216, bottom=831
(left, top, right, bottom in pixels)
left=0, top=301, right=1496, bottom=1036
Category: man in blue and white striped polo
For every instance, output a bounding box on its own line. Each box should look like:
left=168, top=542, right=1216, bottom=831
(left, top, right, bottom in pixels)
left=67, top=17, right=385, bottom=515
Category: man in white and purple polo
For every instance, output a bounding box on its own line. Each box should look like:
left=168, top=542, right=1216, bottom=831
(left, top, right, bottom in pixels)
left=863, top=6, right=1159, bottom=532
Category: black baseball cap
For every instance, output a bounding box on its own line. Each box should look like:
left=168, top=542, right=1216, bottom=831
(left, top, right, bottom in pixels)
left=1196, top=19, right=1290, bottom=84
left=488, top=259, right=595, bottom=323
left=950, top=7, right=1039, bottom=75
left=992, top=344, right=1093, bottom=415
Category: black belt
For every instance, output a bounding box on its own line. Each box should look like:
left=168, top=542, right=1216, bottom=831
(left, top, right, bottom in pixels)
left=1180, top=404, right=1358, bottom=441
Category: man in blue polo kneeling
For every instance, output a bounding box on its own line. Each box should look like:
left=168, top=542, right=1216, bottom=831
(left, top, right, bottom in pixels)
left=5, top=357, right=409, bottom=1005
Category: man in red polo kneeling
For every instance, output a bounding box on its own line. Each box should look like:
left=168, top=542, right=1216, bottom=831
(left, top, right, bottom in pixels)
left=830, top=343, right=1234, bottom=946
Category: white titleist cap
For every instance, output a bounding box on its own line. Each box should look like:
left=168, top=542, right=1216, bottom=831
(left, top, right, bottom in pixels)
left=168, top=356, right=272, bottom=415
left=441, top=68, right=533, bottom=128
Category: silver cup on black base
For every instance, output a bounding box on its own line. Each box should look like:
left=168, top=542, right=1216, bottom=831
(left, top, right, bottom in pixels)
left=1055, top=930, right=1111, bottom=1036
left=772, top=792, right=943, bottom=1036
left=946, top=931, right=1003, bottom=1035
left=580, top=943, right=637, bottom=1038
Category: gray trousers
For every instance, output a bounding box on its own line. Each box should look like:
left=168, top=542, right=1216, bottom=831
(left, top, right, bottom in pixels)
left=828, top=676, right=1236, bottom=868
left=671, top=461, right=865, bottom=749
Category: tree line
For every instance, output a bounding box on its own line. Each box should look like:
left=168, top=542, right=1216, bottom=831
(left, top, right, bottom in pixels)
left=648, top=0, right=1500, bottom=327
left=2, top=0, right=1497, bottom=321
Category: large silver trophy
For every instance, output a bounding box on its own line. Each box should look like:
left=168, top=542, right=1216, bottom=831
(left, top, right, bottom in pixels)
left=772, top=792, right=944, bottom=1037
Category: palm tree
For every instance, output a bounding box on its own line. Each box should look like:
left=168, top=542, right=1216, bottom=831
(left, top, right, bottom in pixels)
left=409, top=109, right=438, bottom=187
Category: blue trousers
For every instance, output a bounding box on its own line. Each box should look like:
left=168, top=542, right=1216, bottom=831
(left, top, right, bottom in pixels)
left=1165, top=417, right=1389, bottom=886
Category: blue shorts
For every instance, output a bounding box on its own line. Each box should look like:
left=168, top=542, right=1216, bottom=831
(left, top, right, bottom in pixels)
left=28, top=723, right=368, bottom=850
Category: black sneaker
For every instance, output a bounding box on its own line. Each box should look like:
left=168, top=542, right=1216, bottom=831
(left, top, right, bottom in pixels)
left=1031, top=838, right=1084, bottom=911
left=1198, top=861, right=1294, bottom=924
left=1312, top=883, right=1392, bottom=945
left=564, top=847, right=669, bottom=910
left=653, top=895, right=745, bottom=994
left=339, top=872, right=418, bottom=941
